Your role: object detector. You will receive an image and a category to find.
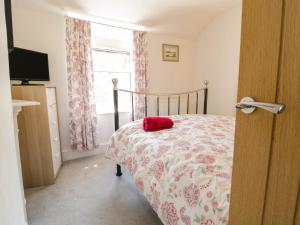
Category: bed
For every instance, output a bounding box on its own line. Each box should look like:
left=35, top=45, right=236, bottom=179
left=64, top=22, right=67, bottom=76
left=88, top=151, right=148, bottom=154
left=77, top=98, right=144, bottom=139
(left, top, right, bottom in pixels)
left=106, top=79, right=235, bottom=225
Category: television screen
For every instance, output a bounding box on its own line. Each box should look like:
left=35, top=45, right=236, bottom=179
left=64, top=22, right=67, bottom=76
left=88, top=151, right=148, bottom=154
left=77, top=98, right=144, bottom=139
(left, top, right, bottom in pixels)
left=9, top=47, right=50, bottom=82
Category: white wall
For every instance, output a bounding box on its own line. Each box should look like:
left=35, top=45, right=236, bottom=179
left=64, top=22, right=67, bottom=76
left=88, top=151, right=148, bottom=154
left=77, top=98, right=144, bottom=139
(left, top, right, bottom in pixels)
left=0, top=2, right=27, bottom=225
left=146, top=33, right=196, bottom=93
left=194, top=5, right=242, bottom=116
left=146, top=33, right=198, bottom=115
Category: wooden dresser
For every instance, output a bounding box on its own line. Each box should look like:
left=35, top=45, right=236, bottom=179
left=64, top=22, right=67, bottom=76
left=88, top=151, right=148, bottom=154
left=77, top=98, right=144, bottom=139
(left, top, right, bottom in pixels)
left=11, top=85, right=62, bottom=188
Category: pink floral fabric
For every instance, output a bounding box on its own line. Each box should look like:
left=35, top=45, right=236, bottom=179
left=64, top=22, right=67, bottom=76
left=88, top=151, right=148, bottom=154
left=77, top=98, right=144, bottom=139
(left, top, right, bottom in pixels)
left=66, top=17, right=98, bottom=151
left=107, top=115, right=235, bottom=225
left=133, top=31, right=148, bottom=120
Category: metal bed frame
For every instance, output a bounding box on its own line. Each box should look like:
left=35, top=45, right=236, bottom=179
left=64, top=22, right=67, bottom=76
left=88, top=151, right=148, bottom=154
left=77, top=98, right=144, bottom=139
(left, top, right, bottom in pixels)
left=112, top=78, right=209, bottom=176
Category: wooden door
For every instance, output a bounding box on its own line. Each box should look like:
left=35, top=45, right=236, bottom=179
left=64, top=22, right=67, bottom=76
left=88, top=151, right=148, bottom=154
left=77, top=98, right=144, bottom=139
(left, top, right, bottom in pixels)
left=229, top=0, right=300, bottom=225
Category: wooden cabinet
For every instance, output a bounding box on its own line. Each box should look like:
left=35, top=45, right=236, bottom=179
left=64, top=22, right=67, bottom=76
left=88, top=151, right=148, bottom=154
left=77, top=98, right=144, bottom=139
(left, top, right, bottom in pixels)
left=11, top=85, right=62, bottom=188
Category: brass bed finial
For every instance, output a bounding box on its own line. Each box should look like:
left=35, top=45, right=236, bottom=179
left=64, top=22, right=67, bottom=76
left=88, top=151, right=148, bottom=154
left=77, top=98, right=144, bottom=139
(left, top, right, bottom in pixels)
left=203, top=80, right=209, bottom=88
left=112, top=78, right=118, bottom=90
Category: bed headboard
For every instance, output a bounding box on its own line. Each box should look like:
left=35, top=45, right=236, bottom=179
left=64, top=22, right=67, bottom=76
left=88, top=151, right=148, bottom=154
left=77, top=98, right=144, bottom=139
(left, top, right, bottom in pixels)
left=112, top=79, right=208, bottom=131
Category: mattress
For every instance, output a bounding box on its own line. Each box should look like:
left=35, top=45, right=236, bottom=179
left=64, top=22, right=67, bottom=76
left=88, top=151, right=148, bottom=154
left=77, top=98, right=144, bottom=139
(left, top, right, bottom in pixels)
left=106, top=114, right=235, bottom=225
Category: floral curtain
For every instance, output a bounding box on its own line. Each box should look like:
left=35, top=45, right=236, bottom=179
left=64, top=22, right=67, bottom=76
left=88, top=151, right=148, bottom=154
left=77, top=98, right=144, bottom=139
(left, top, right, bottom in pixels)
left=133, top=31, right=148, bottom=120
left=66, top=17, right=98, bottom=151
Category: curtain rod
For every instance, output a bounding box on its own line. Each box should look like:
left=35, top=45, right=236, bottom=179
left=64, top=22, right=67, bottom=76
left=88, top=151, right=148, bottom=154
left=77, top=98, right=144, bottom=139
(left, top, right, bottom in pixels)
left=65, top=13, right=144, bottom=32
left=89, top=19, right=137, bottom=31
left=92, top=48, right=130, bottom=55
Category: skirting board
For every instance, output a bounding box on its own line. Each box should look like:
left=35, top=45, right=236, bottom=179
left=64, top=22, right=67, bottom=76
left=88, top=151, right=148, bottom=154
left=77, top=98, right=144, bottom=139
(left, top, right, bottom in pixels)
left=62, top=143, right=108, bottom=162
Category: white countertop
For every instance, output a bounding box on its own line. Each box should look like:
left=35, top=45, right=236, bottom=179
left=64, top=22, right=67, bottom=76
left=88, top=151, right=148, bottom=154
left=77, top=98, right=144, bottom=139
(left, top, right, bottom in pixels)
left=12, top=99, right=40, bottom=107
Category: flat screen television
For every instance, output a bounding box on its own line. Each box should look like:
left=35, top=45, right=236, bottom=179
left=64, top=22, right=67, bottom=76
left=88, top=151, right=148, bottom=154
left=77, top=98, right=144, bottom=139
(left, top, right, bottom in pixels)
left=9, top=47, right=50, bottom=84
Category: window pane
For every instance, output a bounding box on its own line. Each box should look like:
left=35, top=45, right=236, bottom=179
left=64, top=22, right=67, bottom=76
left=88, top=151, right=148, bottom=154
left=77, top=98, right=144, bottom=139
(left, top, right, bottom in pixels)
left=92, top=51, right=131, bottom=73
left=94, top=72, right=131, bottom=114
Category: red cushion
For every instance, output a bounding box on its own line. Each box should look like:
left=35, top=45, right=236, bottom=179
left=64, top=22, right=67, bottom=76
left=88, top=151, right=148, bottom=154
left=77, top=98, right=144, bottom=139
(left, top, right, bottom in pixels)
left=143, top=117, right=174, bottom=132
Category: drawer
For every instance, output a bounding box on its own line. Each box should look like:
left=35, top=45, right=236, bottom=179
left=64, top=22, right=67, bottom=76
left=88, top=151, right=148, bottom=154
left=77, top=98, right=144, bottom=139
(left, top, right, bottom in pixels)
left=48, top=104, right=59, bottom=127
left=47, top=103, right=62, bottom=176
left=46, top=88, right=56, bottom=106
left=51, top=138, right=62, bottom=176
left=48, top=104, right=60, bottom=150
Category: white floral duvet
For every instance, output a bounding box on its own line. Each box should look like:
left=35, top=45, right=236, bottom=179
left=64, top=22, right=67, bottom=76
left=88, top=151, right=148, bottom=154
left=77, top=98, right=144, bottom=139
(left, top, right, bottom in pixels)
left=106, top=115, right=235, bottom=225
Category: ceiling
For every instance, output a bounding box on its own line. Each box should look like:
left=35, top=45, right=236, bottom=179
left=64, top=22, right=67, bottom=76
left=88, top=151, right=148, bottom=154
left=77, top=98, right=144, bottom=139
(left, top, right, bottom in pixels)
left=12, top=0, right=241, bottom=39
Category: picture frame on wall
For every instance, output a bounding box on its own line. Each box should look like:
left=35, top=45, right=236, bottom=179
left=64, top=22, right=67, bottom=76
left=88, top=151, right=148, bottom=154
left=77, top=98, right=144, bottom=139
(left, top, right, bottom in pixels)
left=162, top=44, right=179, bottom=62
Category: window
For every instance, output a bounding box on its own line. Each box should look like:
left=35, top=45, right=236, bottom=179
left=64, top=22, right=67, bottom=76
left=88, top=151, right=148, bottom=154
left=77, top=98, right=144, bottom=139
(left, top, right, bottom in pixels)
left=92, top=49, right=132, bottom=114
left=91, top=23, right=133, bottom=114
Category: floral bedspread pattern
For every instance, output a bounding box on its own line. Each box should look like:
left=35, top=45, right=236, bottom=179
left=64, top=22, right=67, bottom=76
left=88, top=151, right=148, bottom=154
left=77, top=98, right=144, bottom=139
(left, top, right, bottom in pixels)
left=106, top=115, right=235, bottom=225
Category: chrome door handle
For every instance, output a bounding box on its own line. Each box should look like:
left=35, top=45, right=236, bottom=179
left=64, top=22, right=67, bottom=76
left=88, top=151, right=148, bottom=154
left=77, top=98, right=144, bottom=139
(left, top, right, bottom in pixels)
left=236, top=97, right=285, bottom=114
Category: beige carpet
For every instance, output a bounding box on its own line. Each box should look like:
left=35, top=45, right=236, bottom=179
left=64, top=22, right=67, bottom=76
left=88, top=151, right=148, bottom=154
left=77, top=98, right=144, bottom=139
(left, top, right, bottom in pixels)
left=25, top=154, right=163, bottom=225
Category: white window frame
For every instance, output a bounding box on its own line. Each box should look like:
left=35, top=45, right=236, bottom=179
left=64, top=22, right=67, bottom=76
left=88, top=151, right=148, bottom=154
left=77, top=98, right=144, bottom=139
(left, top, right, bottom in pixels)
left=92, top=48, right=132, bottom=115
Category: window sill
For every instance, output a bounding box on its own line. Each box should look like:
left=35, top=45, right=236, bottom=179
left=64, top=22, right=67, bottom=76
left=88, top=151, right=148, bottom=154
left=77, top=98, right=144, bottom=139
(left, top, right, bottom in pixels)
left=97, top=111, right=131, bottom=115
